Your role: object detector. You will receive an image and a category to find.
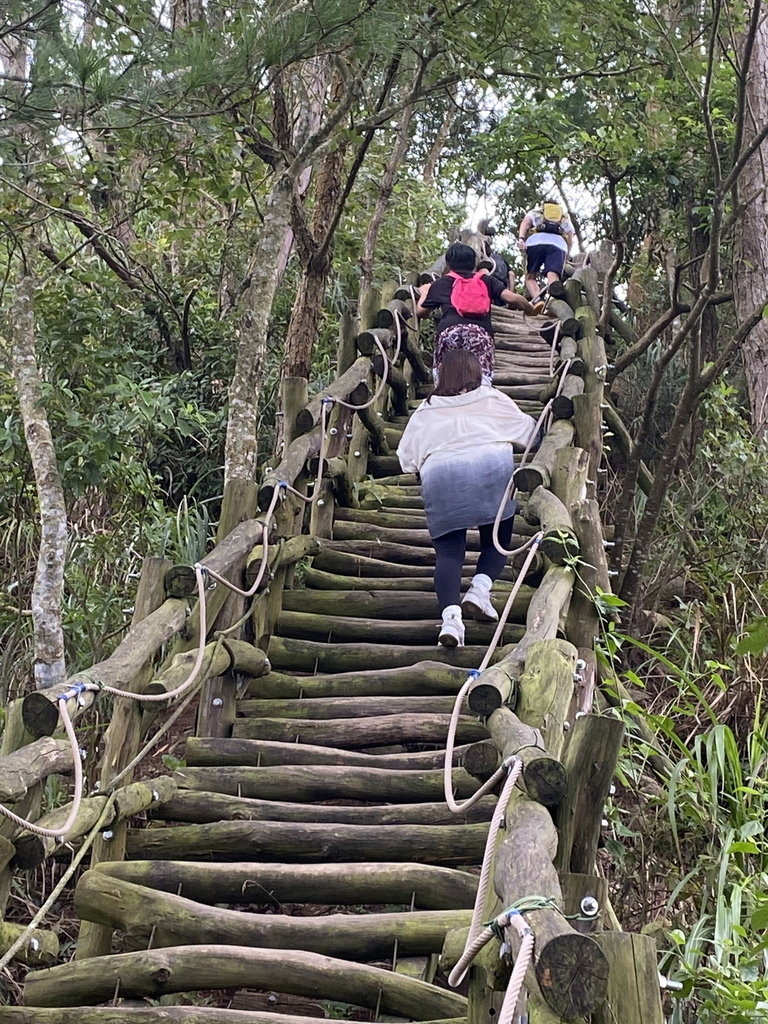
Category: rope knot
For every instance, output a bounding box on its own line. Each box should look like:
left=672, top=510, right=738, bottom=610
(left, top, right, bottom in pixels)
left=466, top=668, right=481, bottom=680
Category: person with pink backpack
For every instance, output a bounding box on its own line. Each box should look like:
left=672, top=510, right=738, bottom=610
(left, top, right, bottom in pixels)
left=415, top=243, right=536, bottom=384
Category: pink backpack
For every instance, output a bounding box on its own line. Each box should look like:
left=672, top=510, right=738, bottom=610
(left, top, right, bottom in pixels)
left=447, top=271, right=491, bottom=316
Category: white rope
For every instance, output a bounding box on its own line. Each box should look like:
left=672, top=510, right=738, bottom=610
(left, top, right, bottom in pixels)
left=491, top=400, right=552, bottom=558
left=441, top=534, right=542, bottom=816
left=547, top=318, right=563, bottom=376
left=498, top=914, right=536, bottom=1024
left=448, top=757, right=523, bottom=986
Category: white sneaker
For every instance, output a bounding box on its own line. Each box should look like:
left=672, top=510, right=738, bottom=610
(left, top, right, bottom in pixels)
left=438, top=605, right=465, bottom=648
left=462, top=579, right=499, bottom=622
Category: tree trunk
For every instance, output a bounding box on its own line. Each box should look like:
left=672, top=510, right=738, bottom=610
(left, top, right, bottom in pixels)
left=734, top=7, right=768, bottom=436
left=359, top=83, right=416, bottom=291
left=225, top=170, right=294, bottom=486
left=10, top=267, right=67, bottom=689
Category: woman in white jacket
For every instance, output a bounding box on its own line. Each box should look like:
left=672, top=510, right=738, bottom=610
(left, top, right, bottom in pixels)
left=397, top=349, right=537, bottom=647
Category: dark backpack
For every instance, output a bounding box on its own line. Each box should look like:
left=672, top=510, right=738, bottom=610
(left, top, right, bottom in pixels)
left=486, top=253, right=509, bottom=286
left=447, top=272, right=491, bottom=316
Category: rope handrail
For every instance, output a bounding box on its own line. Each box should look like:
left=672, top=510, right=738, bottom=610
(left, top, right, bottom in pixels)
left=0, top=288, right=418, bottom=842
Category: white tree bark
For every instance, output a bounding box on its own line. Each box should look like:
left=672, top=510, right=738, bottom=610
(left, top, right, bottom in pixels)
left=734, top=8, right=768, bottom=436
left=10, top=268, right=68, bottom=689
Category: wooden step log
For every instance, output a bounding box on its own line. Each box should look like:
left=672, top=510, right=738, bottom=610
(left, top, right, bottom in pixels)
left=494, top=338, right=554, bottom=353
left=94, top=859, right=479, bottom=909
left=0, top=1012, right=467, bottom=1024
left=310, top=546, right=532, bottom=581
left=23, top=946, right=469, bottom=1019
left=495, top=383, right=556, bottom=401
left=237, top=693, right=467, bottom=719
left=303, top=566, right=528, bottom=591
left=492, top=371, right=555, bottom=387
left=367, top=453, right=410, bottom=477
left=232, top=712, right=488, bottom=748
left=331, top=521, right=449, bottom=547
left=185, top=736, right=474, bottom=770
left=151, top=789, right=495, bottom=825
left=343, top=504, right=428, bottom=522
left=75, top=871, right=474, bottom=960
left=174, top=764, right=483, bottom=804
left=318, top=537, right=508, bottom=564
left=280, top=587, right=533, bottom=622
left=358, top=482, right=424, bottom=496
left=244, top=660, right=471, bottom=699
left=274, top=610, right=525, bottom=646
left=359, top=492, right=425, bottom=510
left=266, top=635, right=510, bottom=673
left=126, top=818, right=490, bottom=866
left=369, top=472, right=420, bottom=486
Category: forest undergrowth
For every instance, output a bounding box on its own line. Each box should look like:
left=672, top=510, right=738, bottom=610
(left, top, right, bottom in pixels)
left=602, top=379, right=768, bottom=1023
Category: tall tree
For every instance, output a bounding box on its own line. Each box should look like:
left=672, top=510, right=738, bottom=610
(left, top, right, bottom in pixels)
left=733, top=0, right=768, bottom=437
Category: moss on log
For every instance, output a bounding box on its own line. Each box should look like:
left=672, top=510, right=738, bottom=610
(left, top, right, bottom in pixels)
left=495, top=800, right=609, bottom=1018
left=184, top=736, right=472, bottom=770
left=524, top=486, right=579, bottom=564
left=281, top=587, right=532, bottom=622
left=126, top=819, right=489, bottom=866
left=566, top=497, right=613, bottom=649
left=173, top=763, right=481, bottom=804
left=23, top=945, right=468, bottom=1018
left=513, top=420, right=574, bottom=493
left=274, top=610, right=524, bottom=646
left=486, top=707, right=566, bottom=807
left=231, top=712, right=488, bottom=748
left=0, top=919, right=58, bottom=967
left=0, top=1009, right=467, bottom=1024
left=0, top=737, right=73, bottom=802
left=294, top=356, right=372, bottom=435
left=75, top=872, right=472, bottom=959
left=237, top=693, right=466, bottom=720
left=95, top=859, right=479, bottom=909
left=515, top=639, right=577, bottom=761
left=21, top=600, right=189, bottom=738
left=152, top=789, right=495, bottom=826
left=13, top=776, right=176, bottom=870
left=266, top=636, right=507, bottom=674
left=468, top=567, right=574, bottom=716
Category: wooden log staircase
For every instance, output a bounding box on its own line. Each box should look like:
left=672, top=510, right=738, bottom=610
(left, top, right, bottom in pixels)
left=0, top=270, right=665, bottom=1024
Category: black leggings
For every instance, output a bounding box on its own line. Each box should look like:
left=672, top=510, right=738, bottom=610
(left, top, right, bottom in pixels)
left=433, top=516, right=515, bottom=610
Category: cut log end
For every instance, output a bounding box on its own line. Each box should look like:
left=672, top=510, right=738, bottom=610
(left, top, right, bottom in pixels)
left=535, top=932, right=609, bottom=1018
left=523, top=756, right=567, bottom=807
left=467, top=683, right=505, bottom=718
left=21, top=692, right=60, bottom=740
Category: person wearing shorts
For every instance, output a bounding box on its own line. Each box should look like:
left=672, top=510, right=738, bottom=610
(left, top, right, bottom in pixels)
left=518, top=206, right=575, bottom=301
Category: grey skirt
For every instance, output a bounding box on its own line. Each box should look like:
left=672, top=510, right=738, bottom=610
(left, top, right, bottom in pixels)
left=420, top=445, right=517, bottom=539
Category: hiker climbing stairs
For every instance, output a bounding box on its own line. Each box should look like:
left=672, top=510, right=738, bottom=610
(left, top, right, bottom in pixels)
left=0, top=270, right=665, bottom=1024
